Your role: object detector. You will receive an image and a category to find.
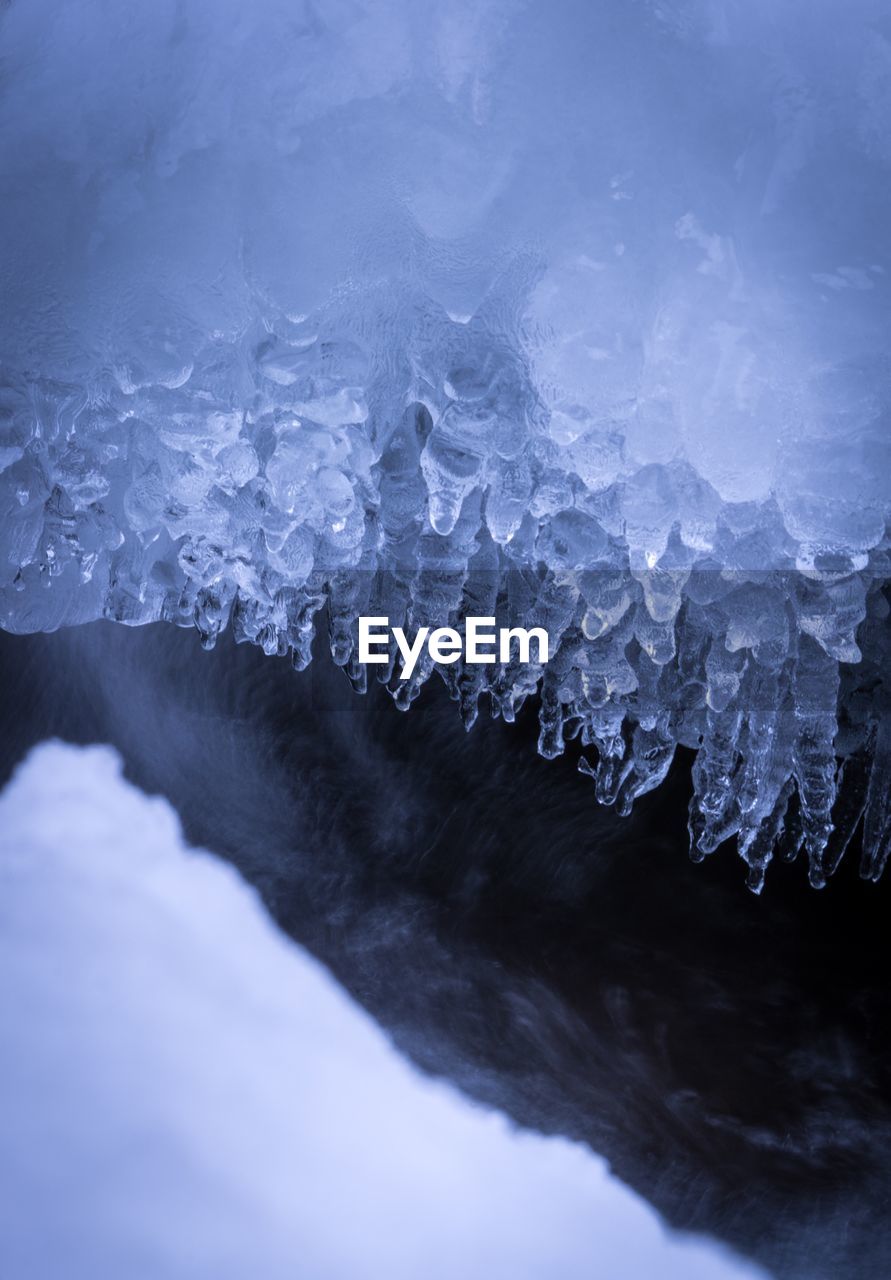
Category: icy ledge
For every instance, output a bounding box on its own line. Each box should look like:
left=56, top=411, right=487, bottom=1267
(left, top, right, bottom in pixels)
left=2, top=0, right=890, bottom=891
left=0, top=351, right=888, bottom=889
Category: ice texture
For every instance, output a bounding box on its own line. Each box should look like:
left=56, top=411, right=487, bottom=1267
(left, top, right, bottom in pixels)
left=0, top=0, right=889, bottom=887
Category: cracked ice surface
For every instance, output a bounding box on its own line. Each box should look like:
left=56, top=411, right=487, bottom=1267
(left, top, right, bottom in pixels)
left=0, top=0, right=889, bottom=886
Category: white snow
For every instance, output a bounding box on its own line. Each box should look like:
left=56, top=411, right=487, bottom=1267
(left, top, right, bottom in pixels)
left=0, top=741, right=766, bottom=1280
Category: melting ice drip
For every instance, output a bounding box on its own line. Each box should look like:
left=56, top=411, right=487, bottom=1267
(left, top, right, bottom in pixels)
left=1, top=0, right=890, bottom=888
left=1, top=311, right=888, bottom=892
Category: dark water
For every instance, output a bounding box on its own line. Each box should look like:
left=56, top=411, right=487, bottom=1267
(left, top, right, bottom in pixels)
left=1, top=620, right=890, bottom=1280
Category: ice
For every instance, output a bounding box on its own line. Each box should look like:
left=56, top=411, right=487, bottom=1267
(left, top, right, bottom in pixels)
left=0, top=0, right=889, bottom=887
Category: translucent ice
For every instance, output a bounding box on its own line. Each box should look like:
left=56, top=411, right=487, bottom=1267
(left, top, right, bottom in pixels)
left=0, top=0, right=888, bottom=886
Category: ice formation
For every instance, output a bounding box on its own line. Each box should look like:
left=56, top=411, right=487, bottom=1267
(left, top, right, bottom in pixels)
left=1, top=0, right=889, bottom=888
